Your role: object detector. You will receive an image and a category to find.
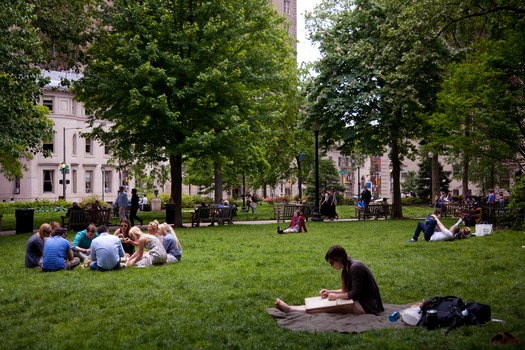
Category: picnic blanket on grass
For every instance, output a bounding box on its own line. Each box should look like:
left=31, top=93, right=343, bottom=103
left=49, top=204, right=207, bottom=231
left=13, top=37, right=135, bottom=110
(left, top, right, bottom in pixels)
left=266, top=302, right=416, bottom=333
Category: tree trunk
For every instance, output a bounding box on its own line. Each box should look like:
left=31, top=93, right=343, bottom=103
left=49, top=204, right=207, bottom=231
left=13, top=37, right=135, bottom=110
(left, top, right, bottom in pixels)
left=390, top=140, right=403, bottom=218
left=214, top=158, right=223, bottom=203
left=169, top=153, right=183, bottom=228
left=462, top=155, right=469, bottom=197
left=432, top=154, right=439, bottom=204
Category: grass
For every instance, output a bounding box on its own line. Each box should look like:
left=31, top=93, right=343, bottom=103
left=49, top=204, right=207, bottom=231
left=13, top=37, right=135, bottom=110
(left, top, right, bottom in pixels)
left=0, top=218, right=523, bottom=349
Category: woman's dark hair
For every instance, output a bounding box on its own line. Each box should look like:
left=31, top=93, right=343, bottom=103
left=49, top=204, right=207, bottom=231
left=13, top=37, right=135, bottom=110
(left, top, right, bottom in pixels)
left=325, top=245, right=352, bottom=292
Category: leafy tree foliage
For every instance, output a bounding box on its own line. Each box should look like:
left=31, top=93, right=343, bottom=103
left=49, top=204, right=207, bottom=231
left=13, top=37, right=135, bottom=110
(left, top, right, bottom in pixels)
left=29, top=0, right=96, bottom=70
left=420, top=1, right=525, bottom=194
left=74, top=0, right=298, bottom=226
left=0, top=1, right=54, bottom=180
left=305, top=0, right=448, bottom=217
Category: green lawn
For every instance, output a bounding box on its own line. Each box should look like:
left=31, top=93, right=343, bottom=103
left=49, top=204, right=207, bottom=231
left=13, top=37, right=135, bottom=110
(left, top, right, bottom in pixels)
left=0, top=218, right=523, bottom=349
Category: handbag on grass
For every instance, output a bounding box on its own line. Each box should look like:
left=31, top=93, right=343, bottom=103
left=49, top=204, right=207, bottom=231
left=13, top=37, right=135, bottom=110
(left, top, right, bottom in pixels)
left=474, top=221, right=493, bottom=236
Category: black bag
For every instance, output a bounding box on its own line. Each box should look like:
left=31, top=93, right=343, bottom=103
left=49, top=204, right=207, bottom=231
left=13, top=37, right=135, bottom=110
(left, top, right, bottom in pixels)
left=418, top=296, right=491, bottom=334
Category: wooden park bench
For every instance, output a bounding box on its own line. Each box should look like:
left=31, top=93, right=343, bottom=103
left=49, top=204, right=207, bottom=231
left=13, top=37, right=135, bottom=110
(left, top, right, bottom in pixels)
left=214, top=207, right=234, bottom=225
left=356, top=204, right=393, bottom=220
left=440, top=203, right=470, bottom=218
left=191, top=206, right=235, bottom=227
left=273, top=203, right=285, bottom=221
left=61, top=208, right=111, bottom=231
left=279, top=204, right=313, bottom=223
left=191, top=207, right=214, bottom=227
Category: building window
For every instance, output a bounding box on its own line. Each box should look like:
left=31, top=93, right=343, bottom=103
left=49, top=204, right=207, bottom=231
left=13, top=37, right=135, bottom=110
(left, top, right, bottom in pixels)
left=284, top=0, right=291, bottom=14
left=452, top=164, right=461, bottom=177
left=43, top=98, right=53, bottom=112
left=85, top=170, right=92, bottom=193
left=43, top=136, right=54, bottom=153
left=72, top=134, right=78, bottom=155
left=72, top=170, right=77, bottom=193
left=104, top=170, right=112, bottom=193
left=85, top=138, right=93, bottom=154
left=13, top=177, right=21, bottom=194
left=43, top=170, right=54, bottom=192
left=104, top=143, right=110, bottom=155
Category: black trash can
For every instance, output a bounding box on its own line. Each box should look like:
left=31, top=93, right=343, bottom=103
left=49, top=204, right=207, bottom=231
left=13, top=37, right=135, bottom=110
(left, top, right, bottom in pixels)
left=165, top=203, right=176, bottom=225
left=15, top=208, right=35, bottom=234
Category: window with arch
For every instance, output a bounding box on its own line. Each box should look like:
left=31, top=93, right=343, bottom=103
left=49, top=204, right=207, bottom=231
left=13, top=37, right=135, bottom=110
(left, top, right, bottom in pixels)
left=72, top=133, right=78, bottom=155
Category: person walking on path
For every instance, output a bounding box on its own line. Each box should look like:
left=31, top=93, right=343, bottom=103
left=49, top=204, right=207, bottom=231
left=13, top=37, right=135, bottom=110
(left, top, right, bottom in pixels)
left=115, top=186, right=130, bottom=222
left=129, top=188, right=143, bottom=227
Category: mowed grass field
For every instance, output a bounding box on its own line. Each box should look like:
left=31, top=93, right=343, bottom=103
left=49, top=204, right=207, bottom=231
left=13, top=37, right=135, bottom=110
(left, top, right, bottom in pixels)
left=0, top=217, right=523, bottom=349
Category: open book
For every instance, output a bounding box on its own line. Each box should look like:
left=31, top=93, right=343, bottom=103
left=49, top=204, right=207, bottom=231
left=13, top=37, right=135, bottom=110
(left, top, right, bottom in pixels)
left=304, top=296, right=355, bottom=314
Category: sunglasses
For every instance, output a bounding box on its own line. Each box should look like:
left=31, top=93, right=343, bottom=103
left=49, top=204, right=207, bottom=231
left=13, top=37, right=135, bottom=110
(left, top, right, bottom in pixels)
left=120, top=224, right=129, bottom=227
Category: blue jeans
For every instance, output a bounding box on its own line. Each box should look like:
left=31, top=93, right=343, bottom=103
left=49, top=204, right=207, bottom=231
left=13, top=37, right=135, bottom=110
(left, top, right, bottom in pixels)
left=413, top=216, right=438, bottom=241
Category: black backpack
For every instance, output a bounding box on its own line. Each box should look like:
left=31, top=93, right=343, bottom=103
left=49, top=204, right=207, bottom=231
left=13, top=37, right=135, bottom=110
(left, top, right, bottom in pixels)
left=417, top=296, right=491, bottom=334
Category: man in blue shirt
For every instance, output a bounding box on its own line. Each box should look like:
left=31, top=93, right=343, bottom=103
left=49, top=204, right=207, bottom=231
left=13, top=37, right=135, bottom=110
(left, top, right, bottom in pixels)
left=42, top=228, right=80, bottom=272
left=89, top=225, right=125, bottom=271
left=115, top=186, right=130, bottom=221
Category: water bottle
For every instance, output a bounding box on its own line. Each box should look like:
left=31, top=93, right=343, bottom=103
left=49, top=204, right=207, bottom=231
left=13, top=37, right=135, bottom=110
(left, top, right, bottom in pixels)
left=389, top=311, right=400, bottom=322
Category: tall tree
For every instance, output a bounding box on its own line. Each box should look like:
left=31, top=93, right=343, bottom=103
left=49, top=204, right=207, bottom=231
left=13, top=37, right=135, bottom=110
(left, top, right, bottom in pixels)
left=305, top=0, right=448, bottom=218
left=0, top=1, right=55, bottom=180
left=74, top=0, right=298, bottom=227
left=423, top=1, right=525, bottom=195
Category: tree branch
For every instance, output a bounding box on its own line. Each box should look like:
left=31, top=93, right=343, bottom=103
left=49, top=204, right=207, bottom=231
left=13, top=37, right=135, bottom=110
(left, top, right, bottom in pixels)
left=433, top=6, right=525, bottom=40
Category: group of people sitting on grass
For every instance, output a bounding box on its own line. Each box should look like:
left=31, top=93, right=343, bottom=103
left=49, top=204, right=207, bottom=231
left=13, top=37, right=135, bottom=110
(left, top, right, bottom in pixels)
left=24, top=219, right=182, bottom=272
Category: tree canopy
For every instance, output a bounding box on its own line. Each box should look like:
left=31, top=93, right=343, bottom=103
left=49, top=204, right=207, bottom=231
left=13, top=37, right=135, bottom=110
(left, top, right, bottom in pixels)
left=74, top=0, right=298, bottom=226
left=0, top=1, right=54, bottom=180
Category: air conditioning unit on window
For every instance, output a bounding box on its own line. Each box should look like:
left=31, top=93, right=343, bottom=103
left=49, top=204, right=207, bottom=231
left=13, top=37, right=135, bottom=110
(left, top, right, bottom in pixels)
left=86, top=189, right=91, bottom=193
left=13, top=188, right=20, bottom=194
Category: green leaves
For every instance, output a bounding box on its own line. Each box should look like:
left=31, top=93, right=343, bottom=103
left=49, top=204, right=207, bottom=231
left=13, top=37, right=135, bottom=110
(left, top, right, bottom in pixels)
left=0, top=0, right=54, bottom=180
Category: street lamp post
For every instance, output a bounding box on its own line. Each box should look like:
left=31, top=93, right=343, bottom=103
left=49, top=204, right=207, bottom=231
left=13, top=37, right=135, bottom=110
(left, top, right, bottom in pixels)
left=311, top=122, right=323, bottom=222
left=297, top=152, right=305, bottom=200
left=101, top=165, right=105, bottom=202
left=241, top=172, right=247, bottom=212
left=428, top=152, right=434, bottom=206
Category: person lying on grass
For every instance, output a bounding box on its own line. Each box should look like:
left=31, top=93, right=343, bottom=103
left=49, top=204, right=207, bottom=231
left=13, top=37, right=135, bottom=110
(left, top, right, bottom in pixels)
left=277, top=210, right=307, bottom=234
left=408, top=211, right=469, bottom=242
left=275, top=245, right=384, bottom=315
left=126, top=227, right=167, bottom=267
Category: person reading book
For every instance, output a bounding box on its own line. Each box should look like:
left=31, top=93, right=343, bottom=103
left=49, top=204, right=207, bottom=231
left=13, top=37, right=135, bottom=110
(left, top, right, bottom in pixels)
left=274, top=245, right=384, bottom=315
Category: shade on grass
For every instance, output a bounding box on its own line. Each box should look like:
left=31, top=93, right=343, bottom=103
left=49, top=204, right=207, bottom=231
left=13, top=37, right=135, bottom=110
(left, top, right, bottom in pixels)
left=0, top=219, right=523, bottom=349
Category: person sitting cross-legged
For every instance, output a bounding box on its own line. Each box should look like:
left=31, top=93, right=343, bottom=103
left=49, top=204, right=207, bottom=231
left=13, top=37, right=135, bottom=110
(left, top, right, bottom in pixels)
left=41, top=228, right=80, bottom=272
left=89, top=225, right=125, bottom=271
left=72, top=224, right=98, bottom=262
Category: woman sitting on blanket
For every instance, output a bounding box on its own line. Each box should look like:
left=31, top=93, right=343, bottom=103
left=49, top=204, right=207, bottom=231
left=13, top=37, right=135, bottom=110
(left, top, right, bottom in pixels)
left=277, top=210, right=307, bottom=234
left=275, top=245, right=384, bottom=315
